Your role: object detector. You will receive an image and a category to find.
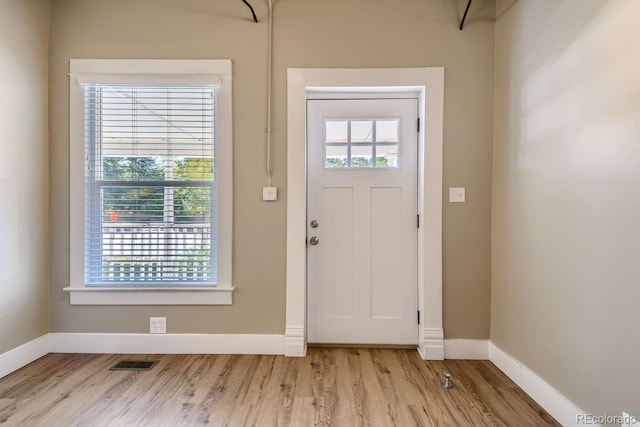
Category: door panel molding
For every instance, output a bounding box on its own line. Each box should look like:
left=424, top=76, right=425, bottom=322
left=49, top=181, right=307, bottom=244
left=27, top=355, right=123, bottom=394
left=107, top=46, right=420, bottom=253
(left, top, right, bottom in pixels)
left=286, top=68, right=444, bottom=359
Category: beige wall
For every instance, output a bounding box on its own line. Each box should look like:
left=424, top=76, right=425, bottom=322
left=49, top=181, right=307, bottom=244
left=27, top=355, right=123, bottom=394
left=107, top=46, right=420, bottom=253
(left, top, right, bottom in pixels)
left=0, top=0, right=50, bottom=354
left=492, top=0, right=640, bottom=417
left=49, top=0, right=494, bottom=338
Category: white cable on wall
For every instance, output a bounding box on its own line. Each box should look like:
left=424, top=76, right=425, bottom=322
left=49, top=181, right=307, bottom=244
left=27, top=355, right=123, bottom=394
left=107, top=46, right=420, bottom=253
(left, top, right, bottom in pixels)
left=266, top=0, right=274, bottom=186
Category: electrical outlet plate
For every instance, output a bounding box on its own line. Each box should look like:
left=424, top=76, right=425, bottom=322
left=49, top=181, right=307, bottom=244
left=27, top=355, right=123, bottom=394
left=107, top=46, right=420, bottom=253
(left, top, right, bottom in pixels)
left=149, top=317, right=166, bottom=334
left=262, top=186, right=278, bottom=202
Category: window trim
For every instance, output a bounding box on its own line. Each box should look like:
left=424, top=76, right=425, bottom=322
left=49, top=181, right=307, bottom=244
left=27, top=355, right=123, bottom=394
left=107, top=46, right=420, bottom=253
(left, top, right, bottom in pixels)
left=65, top=59, right=234, bottom=305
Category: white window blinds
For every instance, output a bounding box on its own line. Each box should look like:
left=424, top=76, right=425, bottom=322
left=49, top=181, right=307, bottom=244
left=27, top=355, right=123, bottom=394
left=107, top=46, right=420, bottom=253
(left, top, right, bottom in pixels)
left=83, top=83, right=217, bottom=286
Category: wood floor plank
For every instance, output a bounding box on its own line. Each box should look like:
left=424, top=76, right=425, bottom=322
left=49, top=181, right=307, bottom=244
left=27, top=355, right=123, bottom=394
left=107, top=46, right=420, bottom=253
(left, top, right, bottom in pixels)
left=347, top=348, right=388, bottom=426
left=0, top=354, right=121, bottom=426
left=0, top=349, right=561, bottom=427
left=229, top=355, right=280, bottom=427
left=171, top=354, right=224, bottom=425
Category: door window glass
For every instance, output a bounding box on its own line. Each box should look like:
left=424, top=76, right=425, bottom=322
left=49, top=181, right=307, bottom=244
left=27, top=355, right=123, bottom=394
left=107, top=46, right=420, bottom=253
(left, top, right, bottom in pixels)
left=324, top=118, right=399, bottom=169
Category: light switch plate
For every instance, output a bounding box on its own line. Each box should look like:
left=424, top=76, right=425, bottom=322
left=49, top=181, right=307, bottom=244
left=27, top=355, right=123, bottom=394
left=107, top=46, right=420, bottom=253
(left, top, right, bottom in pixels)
left=263, top=187, right=278, bottom=202
left=449, top=187, right=466, bottom=203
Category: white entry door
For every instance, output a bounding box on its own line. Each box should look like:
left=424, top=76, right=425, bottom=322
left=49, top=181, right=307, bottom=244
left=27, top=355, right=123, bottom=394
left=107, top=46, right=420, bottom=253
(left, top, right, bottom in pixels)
left=307, top=98, right=418, bottom=344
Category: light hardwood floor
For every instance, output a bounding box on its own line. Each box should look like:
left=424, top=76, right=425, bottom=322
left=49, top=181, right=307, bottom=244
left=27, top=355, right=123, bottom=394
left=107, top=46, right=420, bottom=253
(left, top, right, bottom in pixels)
left=0, top=348, right=559, bottom=426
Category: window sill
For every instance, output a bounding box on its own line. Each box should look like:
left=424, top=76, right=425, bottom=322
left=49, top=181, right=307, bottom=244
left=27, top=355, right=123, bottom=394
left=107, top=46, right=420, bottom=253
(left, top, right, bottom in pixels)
left=63, top=286, right=234, bottom=306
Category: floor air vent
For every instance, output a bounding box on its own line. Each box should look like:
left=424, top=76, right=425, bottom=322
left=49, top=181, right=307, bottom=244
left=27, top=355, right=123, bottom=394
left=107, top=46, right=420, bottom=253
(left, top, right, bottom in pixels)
left=110, top=360, right=158, bottom=371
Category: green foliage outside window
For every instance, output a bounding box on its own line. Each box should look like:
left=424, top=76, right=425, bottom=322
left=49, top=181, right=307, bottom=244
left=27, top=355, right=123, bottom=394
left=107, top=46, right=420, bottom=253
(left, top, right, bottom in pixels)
left=326, top=156, right=389, bottom=168
left=102, top=157, right=165, bottom=222
left=173, top=158, right=214, bottom=223
left=102, top=156, right=213, bottom=224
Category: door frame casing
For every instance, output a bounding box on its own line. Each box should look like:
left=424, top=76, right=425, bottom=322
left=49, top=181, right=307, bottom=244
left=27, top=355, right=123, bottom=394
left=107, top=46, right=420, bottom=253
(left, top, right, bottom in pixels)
left=285, top=68, right=445, bottom=359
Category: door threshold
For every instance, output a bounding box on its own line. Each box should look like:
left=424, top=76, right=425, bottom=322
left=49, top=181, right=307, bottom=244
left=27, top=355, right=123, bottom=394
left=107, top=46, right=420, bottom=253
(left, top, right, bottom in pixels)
left=308, top=343, right=418, bottom=350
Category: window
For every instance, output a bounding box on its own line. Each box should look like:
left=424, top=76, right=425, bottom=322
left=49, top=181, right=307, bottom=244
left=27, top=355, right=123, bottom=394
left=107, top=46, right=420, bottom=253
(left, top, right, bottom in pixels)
left=324, top=118, right=400, bottom=168
left=85, top=85, right=215, bottom=284
left=66, top=59, right=233, bottom=305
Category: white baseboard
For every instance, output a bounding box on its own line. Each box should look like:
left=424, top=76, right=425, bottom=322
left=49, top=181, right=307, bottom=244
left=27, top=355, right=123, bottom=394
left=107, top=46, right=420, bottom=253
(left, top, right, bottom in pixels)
left=50, top=333, right=285, bottom=355
left=284, top=326, right=306, bottom=357
left=444, top=339, right=488, bottom=359
left=0, top=335, right=50, bottom=380
left=418, top=327, right=444, bottom=360
left=489, top=341, right=590, bottom=427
